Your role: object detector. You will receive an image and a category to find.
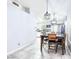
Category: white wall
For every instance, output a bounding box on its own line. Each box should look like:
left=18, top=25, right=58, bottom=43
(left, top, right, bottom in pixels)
left=66, top=15, right=71, bottom=54
left=7, top=3, right=37, bottom=52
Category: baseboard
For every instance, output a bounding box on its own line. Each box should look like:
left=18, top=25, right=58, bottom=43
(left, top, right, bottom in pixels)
left=7, top=40, right=35, bottom=56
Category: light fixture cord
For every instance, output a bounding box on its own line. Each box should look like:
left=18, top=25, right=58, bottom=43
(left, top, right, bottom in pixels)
left=46, top=0, right=48, bottom=11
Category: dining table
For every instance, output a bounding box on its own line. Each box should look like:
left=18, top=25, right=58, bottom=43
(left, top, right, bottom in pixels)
left=40, top=33, right=65, bottom=54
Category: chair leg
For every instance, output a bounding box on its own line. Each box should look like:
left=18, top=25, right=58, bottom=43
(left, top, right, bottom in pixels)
left=55, top=43, right=58, bottom=53
left=62, top=41, right=65, bottom=55
left=48, top=41, right=50, bottom=53
left=62, top=47, right=64, bottom=55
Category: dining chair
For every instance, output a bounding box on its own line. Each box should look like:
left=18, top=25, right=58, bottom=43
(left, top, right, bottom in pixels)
left=48, top=33, right=58, bottom=53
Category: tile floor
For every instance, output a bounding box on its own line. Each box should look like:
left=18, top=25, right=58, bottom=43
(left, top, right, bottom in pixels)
left=7, top=37, right=71, bottom=59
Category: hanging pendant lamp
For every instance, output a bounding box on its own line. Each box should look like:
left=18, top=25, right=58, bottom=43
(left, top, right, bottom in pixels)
left=51, top=12, right=57, bottom=25
left=44, top=0, right=51, bottom=20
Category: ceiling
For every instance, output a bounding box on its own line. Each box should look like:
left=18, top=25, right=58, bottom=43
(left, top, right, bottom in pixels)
left=8, top=0, right=71, bottom=20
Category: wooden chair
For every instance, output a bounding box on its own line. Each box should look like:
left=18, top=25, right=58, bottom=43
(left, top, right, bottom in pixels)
left=48, top=33, right=57, bottom=53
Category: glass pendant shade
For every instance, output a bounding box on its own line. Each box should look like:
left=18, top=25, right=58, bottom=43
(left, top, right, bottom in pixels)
left=44, top=11, right=51, bottom=20
left=51, top=18, right=57, bottom=25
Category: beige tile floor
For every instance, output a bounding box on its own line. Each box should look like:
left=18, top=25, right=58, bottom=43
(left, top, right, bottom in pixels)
left=7, top=37, right=71, bottom=59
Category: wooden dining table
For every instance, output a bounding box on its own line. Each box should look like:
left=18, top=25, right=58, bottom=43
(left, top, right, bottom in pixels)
left=40, top=34, right=65, bottom=54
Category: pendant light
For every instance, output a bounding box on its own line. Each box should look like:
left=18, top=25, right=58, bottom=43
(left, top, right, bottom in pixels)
left=51, top=12, right=57, bottom=25
left=44, top=0, right=51, bottom=20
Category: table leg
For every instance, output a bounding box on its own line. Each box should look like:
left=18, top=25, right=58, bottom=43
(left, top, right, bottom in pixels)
left=40, top=36, right=44, bottom=52
left=62, top=39, right=65, bottom=55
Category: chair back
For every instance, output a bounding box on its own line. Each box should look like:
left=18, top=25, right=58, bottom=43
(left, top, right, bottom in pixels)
left=48, top=33, right=57, bottom=41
